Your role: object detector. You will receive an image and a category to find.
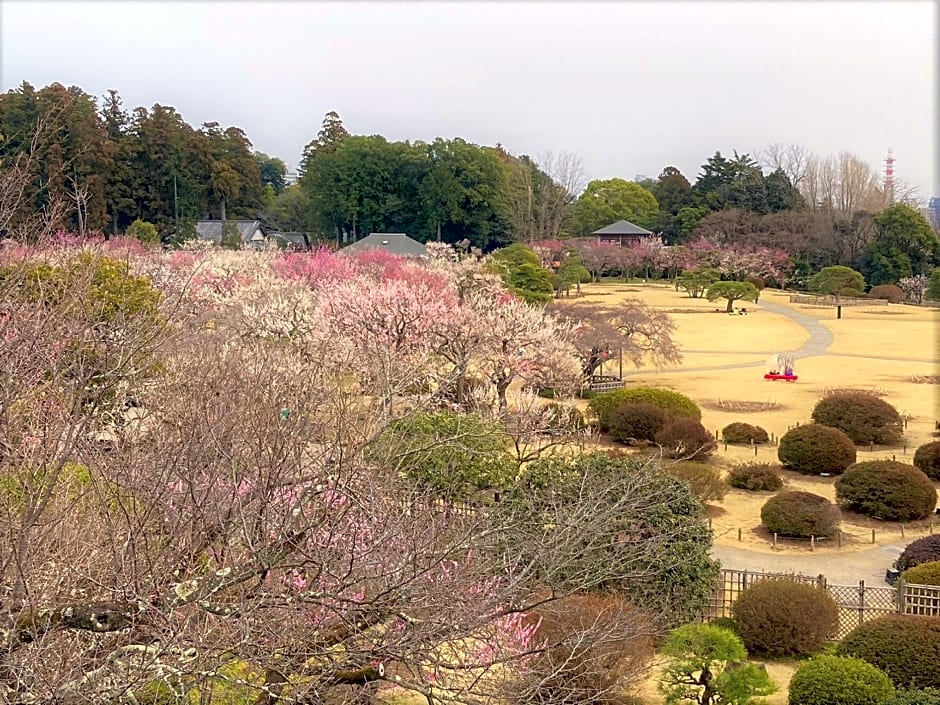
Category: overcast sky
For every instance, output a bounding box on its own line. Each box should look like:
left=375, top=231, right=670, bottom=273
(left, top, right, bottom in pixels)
left=1, top=1, right=936, bottom=196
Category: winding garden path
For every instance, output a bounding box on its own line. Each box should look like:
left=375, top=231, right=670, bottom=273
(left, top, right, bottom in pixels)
left=712, top=542, right=905, bottom=586
left=626, top=297, right=931, bottom=376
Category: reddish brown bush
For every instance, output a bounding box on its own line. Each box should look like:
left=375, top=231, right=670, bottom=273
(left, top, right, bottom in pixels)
left=869, top=284, right=905, bottom=303
left=778, top=424, right=857, bottom=475
left=519, top=594, right=655, bottom=704
left=608, top=402, right=668, bottom=445
left=811, top=391, right=904, bottom=445
left=732, top=579, right=839, bottom=657
left=897, top=535, right=940, bottom=572
left=656, top=419, right=717, bottom=461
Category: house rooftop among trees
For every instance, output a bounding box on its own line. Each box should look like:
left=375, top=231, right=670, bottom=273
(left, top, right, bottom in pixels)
left=592, top=219, right=657, bottom=247
left=341, top=232, right=427, bottom=257
left=196, top=220, right=267, bottom=248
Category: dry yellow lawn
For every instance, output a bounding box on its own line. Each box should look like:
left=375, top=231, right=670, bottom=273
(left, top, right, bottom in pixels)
left=568, top=282, right=939, bottom=556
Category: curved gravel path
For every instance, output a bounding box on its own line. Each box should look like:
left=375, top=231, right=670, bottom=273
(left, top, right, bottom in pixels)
left=626, top=297, right=834, bottom=376
left=712, top=542, right=905, bottom=586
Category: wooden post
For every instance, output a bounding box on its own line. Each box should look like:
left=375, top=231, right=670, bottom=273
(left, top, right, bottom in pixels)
left=738, top=528, right=742, bottom=541
left=715, top=429, right=719, bottom=440
left=870, top=441, right=874, bottom=452
left=838, top=531, right=843, bottom=548
left=897, top=578, right=906, bottom=613
left=724, top=441, right=728, bottom=451
left=708, top=517, right=712, bottom=530
left=892, top=454, right=896, bottom=462
left=901, top=524, right=905, bottom=538
left=754, top=445, right=758, bottom=457
left=810, top=535, right=815, bottom=551
left=872, top=528, right=876, bottom=544
left=858, top=580, right=865, bottom=629
left=773, top=532, right=777, bottom=549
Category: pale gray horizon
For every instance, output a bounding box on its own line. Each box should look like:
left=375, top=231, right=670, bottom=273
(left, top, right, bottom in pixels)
left=1, top=0, right=936, bottom=197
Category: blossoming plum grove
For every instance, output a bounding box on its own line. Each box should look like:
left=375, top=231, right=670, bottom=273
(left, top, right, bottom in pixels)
left=0, top=235, right=710, bottom=704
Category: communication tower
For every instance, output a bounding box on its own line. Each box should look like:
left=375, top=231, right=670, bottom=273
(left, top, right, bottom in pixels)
left=884, top=149, right=895, bottom=205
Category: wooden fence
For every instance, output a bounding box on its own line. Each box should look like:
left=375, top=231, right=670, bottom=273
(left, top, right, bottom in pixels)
left=788, top=294, right=888, bottom=307
left=703, top=568, right=940, bottom=639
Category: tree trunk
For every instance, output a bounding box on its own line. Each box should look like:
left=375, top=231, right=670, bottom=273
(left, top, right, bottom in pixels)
left=220, top=197, right=227, bottom=223
left=497, top=379, right=510, bottom=412
left=437, top=221, right=442, bottom=243
left=726, top=298, right=734, bottom=312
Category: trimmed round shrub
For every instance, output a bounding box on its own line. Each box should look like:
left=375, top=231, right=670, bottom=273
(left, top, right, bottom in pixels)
left=663, top=461, right=728, bottom=502
left=902, top=560, right=940, bottom=586
left=914, top=441, right=940, bottom=480
left=745, top=274, right=765, bottom=291
left=869, top=284, right=905, bottom=303
left=728, top=462, right=784, bottom=491
left=835, top=461, right=937, bottom=521
left=811, top=391, right=904, bottom=445
left=778, top=424, right=857, bottom=475
left=607, top=402, right=668, bottom=445
left=761, top=491, right=841, bottom=538
left=588, top=387, right=701, bottom=431
left=788, top=655, right=894, bottom=705
left=722, top=422, right=769, bottom=445
left=732, top=579, right=839, bottom=658
left=655, top=419, right=717, bottom=461
left=897, top=535, right=940, bottom=571
left=883, top=689, right=940, bottom=705
left=837, top=614, right=940, bottom=690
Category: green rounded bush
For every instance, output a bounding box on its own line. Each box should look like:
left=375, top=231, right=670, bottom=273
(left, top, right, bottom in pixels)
left=902, top=560, right=940, bottom=586
left=897, top=535, right=940, bottom=572
left=840, top=287, right=868, bottom=299
left=869, top=284, right=905, bottom=303
left=778, top=424, right=857, bottom=475
left=663, top=461, right=728, bottom=503
left=835, top=461, right=937, bottom=521
left=656, top=419, right=717, bottom=461
left=732, top=579, right=839, bottom=658
left=761, top=491, right=841, bottom=538
left=914, top=441, right=940, bottom=481
left=788, top=655, right=894, bottom=705
left=722, top=422, right=769, bottom=445
left=607, top=402, right=668, bottom=445
left=837, top=614, right=940, bottom=690
left=588, top=387, right=701, bottom=431
left=811, top=391, right=904, bottom=445
left=728, top=462, right=784, bottom=491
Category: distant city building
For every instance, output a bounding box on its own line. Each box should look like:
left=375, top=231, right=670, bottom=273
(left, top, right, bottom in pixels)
left=928, top=197, right=940, bottom=231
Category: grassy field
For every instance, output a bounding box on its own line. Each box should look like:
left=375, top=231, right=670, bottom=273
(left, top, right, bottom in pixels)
left=567, top=281, right=937, bottom=704
left=566, top=282, right=939, bottom=555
